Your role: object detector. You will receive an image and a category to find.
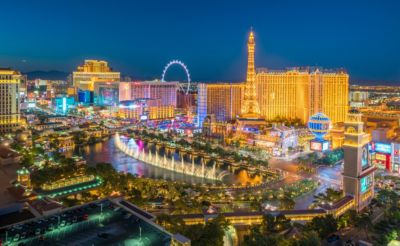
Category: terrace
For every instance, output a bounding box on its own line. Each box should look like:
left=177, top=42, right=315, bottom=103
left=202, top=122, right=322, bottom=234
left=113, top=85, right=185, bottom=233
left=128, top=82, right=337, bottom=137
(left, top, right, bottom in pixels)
left=0, top=199, right=173, bottom=246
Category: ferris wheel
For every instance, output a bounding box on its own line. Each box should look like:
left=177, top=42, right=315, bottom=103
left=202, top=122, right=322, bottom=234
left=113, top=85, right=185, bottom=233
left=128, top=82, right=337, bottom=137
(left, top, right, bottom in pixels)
left=161, top=60, right=191, bottom=94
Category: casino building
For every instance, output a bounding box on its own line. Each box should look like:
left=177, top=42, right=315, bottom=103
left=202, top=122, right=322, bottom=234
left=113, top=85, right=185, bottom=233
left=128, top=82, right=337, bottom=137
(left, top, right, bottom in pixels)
left=256, top=68, right=348, bottom=124
left=197, top=30, right=349, bottom=128
left=0, top=68, right=23, bottom=133
left=197, top=83, right=243, bottom=127
left=72, top=60, right=120, bottom=103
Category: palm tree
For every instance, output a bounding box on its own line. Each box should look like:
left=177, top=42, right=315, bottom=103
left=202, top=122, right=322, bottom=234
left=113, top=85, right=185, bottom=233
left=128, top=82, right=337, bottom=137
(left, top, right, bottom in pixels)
left=355, top=213, right=372, bottom=241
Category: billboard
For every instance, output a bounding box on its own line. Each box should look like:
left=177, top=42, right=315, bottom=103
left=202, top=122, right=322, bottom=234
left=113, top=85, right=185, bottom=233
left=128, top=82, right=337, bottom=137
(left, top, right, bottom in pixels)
left=98, top=87, right=118, bottom=106
left=310, top=139, right=329, bottom=152
left=360, top=175, right=372, bottom=193
left=375, top=142, right=391, bottom=154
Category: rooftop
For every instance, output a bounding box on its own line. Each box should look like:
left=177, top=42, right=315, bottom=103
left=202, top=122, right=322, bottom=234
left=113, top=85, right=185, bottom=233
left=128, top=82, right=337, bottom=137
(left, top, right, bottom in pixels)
left=0, top=198, right=175, bottom=246
left=0, top=147, right=21, bottom=159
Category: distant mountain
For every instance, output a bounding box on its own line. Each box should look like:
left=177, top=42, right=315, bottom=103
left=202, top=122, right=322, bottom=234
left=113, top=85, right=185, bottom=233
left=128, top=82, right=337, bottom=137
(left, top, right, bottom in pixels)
left=24, top=70, right=69, bottom=80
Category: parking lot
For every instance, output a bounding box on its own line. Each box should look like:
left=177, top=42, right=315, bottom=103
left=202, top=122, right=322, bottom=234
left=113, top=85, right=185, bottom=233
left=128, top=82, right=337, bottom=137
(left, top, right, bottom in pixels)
left=0, top=200, right=171, bottom=245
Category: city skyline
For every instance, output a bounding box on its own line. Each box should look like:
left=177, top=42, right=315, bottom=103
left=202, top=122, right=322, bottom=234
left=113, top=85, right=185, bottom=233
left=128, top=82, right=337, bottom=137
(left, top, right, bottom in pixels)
left=1, top=0, right=400, bottom=84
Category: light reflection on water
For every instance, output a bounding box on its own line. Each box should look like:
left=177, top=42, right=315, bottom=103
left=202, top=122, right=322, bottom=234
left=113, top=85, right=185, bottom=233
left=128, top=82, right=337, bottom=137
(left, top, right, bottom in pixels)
left=79, top=136, right=218, bottom=184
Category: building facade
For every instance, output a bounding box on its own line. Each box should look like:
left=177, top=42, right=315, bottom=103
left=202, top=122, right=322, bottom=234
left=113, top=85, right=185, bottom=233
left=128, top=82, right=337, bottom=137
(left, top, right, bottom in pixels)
left=197, top=83, right=243, bottom=127
left=119, top=81, right=177, bottom=108
left=342, top=110, right=376, bottom=212
left=255, top=68, right=348, bottom=124
left=72, top=60, right=120, bottom=102
left=0, top=68, right=23, bottom=133
left=256, top=69, right=310, bottom=123
left=118, top=99, right=174, bottom=121
left=93, top=82, right=119, bottom=106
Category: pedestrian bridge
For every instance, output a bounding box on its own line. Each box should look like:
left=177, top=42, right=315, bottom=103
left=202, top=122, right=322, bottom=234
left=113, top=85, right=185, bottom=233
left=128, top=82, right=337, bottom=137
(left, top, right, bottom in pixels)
left=174, top=196, right=355, bottom=226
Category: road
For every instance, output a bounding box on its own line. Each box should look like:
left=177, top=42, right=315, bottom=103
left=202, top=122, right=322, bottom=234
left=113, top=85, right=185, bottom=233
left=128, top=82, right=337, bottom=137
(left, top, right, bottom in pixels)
left=269, top=157, right=343, bottom=209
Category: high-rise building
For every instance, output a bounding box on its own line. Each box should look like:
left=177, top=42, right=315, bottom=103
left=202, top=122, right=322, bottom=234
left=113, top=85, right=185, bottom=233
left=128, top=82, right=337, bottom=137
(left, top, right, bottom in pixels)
left=0, top=68, right=22, bottom=133
left=311, top=71, right=349, bottom=123
left=118, top=99, right=174, bottom=121
left=93, top=82, right=119, bottom=106
left=256, top=68, right=349, bottom=124
left=119, top=81, right=177, bottom=107
left=241, top=30, right=260, bottom=118
left=256, top=69, right=311, bottom=123
left=342, top=109, right=376, bottom=211
left=197, top=83, right=243, bottom=127
left=72, top=60, right=120, bottom=102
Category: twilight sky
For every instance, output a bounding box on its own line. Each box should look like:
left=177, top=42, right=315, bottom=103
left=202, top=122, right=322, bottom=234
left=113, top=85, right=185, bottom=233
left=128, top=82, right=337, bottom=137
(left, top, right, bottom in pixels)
left=1, top=0, right=399, bottom=84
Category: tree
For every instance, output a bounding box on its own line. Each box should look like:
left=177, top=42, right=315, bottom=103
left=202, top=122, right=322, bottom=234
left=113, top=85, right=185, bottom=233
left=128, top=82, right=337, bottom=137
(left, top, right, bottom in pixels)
left=337, top=209, right=357, bottom=229
left=292, top=231, right=321, bottom=246
left=312, top=188, right=343, bottom=207
left=243, top=226, right=287, bottom=246
left=263, top=214, right=291, bottom=234
left=185, top=215, right=229, bottom=246
left=307, top=215, right=338, bottom=238
left=355, top=213, right=372, bottom=241
left=384, top=230, right=398, bottom=243
left=377, top=189, right=399, bottom=208
left=279, top=196, right=295, bottom=210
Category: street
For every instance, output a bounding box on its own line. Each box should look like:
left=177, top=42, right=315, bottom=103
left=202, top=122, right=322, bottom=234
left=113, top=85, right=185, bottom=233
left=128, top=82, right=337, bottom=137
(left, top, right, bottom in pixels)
left=269, top=158, right=343, bottom=209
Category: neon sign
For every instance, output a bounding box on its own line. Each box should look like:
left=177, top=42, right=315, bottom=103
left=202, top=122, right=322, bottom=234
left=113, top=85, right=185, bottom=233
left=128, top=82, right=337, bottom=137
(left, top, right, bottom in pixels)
left=375, top=143, right=391, bottom=154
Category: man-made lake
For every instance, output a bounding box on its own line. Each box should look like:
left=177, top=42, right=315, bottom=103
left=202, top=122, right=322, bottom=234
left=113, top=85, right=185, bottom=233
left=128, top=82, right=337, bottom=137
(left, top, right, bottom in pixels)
left=79, top=135, right=220, bottom=184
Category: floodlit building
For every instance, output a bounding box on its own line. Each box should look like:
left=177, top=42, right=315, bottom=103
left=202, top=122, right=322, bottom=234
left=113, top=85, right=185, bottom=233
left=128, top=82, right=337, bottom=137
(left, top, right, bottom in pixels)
left=118, top=99, right=174, bottom=121
left=200, top=31, right=349, bottom=127
left=343, top=109, right=376, bottom=211
left=197, top=83, right=243, bottom=127
left=0, top=68, right=23, bottom=133
left=255, top=68, right=348, bottom=124
left=73, top=60, right=120, bottom=102
left=119, top=81, right=177, bottom=108
left=93, top=82, right=119, bottom=106
left=254, top=125, right=298, bottom=156
left=256, top=69, right=310, bottom=123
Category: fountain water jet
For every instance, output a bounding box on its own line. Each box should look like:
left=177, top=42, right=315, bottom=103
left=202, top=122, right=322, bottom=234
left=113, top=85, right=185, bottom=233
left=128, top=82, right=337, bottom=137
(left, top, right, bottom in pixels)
left=114, top=133, right=220, bottom=180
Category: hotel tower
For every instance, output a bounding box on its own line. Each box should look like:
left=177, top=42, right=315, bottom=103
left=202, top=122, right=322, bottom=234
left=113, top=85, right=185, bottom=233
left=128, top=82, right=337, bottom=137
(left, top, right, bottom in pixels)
left=0, top=68, right=22, bottom=133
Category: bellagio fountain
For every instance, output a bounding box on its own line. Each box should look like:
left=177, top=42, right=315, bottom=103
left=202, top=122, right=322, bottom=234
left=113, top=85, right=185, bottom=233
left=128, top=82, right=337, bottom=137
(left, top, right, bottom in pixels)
left=115, top=133, right=223, bottom=181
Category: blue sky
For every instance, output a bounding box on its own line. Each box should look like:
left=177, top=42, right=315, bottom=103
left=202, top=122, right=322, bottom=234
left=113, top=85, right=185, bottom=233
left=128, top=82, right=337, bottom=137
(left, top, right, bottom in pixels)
left=1, top=0, right=399, bottom=84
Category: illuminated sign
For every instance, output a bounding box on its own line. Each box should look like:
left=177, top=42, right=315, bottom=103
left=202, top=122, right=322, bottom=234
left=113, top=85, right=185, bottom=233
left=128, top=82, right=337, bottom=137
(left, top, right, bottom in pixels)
left=310, top=139, right=329, bottom=152
left=360, top=175, right=372, bottom=193
left=361, top=145, right=369, bottom=169
left=62, top=97, right=67, bottom=113
left=375, top=143, right=392, bottom=154
left=311, top=141, right=322, bottom=151
left=322, top=141, right=329, bottom=151
left=140, top=115, right=148, bottom=121
left=375, top=153, right=387, bottom=161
